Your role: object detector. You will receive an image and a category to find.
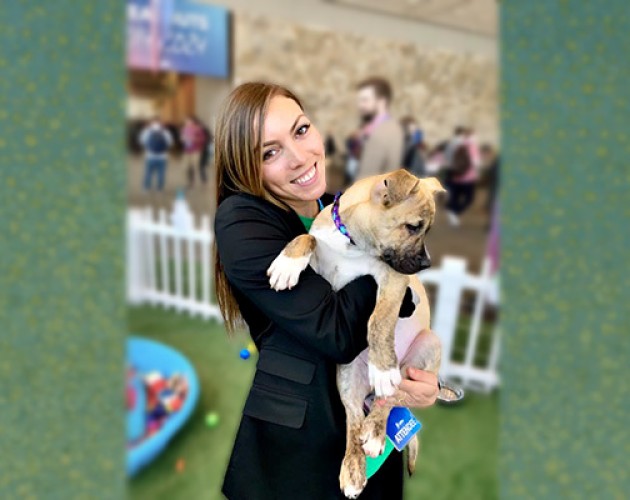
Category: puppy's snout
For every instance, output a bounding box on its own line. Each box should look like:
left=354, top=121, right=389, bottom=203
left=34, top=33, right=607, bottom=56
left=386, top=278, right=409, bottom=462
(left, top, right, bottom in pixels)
left=419, top=244, right=431, bottom=271
left=381, top=244, right=432, bottom=274
left=382, top=248, right=396, bottom=262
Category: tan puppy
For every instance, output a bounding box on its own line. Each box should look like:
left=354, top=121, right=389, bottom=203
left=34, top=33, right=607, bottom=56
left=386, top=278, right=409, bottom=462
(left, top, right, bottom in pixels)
left=267, top=169, right=444, bottom=498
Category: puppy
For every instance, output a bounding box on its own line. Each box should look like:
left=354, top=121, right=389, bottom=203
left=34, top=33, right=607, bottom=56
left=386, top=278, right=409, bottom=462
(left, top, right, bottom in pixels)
left=267, top=169, right=444, bottom=498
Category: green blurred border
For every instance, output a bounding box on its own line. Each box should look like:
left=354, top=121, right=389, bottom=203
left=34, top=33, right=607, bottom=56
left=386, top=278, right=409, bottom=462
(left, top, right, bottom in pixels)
left=2, top=1, right=629, bottom=498
left=1, top=2, right=126, bottom=498
left=501, top=1, right=629, bottom=498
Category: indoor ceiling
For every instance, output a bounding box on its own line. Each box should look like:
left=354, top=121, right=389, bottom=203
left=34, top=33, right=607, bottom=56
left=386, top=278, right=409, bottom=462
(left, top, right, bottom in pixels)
left=326, top=0, right=498, bottom=37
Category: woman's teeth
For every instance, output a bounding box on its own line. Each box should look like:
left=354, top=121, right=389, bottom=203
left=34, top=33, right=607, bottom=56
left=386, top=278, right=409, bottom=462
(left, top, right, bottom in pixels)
left=293, top=164, right=317, bottom=185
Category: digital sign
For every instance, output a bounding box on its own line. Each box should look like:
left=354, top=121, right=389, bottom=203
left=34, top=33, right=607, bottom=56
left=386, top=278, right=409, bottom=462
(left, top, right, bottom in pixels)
left=127, top=0, right=230, bottom=78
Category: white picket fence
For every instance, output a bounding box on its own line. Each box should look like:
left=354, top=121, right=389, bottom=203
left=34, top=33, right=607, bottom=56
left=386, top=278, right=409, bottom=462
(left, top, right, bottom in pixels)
left=126, top=206, right=500, bottom=393
left=420, top=257, right=500, bottom=393
left=126, top=207, right=223, bottom=321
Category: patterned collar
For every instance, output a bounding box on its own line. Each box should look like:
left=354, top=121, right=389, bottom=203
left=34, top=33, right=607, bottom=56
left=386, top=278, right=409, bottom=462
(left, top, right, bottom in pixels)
left=331, top=192, right=355, bottom=245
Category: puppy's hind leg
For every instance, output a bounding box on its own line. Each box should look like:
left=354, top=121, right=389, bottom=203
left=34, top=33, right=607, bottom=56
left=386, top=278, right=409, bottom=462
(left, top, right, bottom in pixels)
left=400, top=329, right=442, bottom=377
left=407, top=434, right=419, bottom=476
left=267, top=234, right=316, bottom=291
left=337, top=361, right=371, bottom=499
left=398, top=329, right=441, bottom=476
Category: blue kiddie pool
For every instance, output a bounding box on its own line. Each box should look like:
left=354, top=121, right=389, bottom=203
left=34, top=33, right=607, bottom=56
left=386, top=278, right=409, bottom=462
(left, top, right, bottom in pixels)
left=127, top=336, right=200, bottom=477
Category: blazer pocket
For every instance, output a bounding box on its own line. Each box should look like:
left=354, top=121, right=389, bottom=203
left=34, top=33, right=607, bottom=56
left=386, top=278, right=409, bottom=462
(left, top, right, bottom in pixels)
left=256, top=349, right=316, bottom=385
left=243, top=385, right=308, bottom=429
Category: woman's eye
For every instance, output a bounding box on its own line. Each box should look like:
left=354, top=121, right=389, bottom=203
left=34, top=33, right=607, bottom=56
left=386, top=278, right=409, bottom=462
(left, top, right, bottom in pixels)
left=263, top=149, right=277, bottom=161
left=405, top=222, right=424, bottom=234
left=296, top=123, right=310, bottom=136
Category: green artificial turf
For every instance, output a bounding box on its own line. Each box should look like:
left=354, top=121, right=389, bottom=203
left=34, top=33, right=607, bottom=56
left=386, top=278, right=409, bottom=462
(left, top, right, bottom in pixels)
left=128, top=305, right=497, bottom=500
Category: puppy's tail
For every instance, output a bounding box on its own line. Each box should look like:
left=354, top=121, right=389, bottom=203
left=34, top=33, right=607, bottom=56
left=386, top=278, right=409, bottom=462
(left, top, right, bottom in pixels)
left=406, top=434, right=419, bottom=476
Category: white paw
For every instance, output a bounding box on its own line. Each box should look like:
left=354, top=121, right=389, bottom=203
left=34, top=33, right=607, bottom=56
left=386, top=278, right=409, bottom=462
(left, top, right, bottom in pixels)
left=343, top=483, right=365, bottom=499
left=361, top=434, right=386, bottom=458
left=266, top=252, right=310, bottom=291
left=369, top=363, right=402, bottom=397
left=339, top=458, right=367, bottom=499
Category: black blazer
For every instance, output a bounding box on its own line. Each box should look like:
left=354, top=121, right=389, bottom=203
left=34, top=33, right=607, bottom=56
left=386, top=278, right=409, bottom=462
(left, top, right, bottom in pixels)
left=215, top=192, right=404, bottom=500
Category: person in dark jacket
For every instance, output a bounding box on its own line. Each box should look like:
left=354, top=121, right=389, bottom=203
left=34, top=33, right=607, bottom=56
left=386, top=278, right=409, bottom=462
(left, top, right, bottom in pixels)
left=400, top=116, right=426, bottom=178
left=213, top=82, right=439, bottom=500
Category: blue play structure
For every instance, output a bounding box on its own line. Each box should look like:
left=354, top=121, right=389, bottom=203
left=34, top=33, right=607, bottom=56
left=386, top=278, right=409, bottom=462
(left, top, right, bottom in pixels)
left=127, top=336, right=200, bottom=477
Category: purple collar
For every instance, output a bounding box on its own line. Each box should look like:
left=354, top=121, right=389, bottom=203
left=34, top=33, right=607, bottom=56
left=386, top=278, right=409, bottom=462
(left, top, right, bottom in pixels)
left=332, top=192, right=355, bottom=245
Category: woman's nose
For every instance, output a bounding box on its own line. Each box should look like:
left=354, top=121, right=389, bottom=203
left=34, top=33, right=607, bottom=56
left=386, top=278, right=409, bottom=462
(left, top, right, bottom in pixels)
left=286, top=142, right=307, bottom=168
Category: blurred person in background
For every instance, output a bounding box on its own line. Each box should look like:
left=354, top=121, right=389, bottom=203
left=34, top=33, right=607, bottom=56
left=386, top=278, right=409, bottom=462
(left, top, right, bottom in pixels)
left=444, top=126, right=480, bottom=227
left=480, top=143, right=500, bottom=216
left=180, top=115, right=205, bottom=188
left=355, top=77, right=404, bottom=180
left=325, top=131, right=338, bottom=157
left=424, top=140, right=449, bottom=176
left=213, top=82, right=439, bottom=500
left=196, top=117, right=214, bottom=185
left=344, top=131, right=362, bottom=185
left=400, top=115, right=426, bottom=178
left=139, top=116, right=173, bottom=192
left=442, top=126, right=466, bottom=169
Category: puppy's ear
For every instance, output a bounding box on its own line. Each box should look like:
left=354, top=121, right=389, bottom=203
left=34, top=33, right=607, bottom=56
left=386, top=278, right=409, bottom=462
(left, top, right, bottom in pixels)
left=371, top=169, right=421, bottom=207
left=422, top=177, right=447, bottom=198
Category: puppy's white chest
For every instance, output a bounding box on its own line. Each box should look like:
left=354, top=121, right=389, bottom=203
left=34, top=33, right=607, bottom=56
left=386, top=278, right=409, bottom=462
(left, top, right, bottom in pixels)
left=309, top=225, right=383, bottom=290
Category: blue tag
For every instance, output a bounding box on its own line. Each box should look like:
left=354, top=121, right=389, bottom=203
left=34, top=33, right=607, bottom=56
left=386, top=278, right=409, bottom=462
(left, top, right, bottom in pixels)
left=386, top=407, right=422, bottom=451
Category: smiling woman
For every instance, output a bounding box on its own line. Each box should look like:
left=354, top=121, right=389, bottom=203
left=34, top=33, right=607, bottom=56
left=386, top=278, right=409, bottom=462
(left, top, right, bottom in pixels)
left=212, top=82, right=421, bottom=500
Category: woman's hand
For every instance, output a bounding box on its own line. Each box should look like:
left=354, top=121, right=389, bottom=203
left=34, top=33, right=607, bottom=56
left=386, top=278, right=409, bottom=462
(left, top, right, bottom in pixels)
left=376, top=368, right=439, bottom=409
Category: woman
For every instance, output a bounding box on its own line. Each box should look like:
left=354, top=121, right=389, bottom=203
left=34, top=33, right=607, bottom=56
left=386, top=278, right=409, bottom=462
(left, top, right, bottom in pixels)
left=213, top=82, right=439, bottom=500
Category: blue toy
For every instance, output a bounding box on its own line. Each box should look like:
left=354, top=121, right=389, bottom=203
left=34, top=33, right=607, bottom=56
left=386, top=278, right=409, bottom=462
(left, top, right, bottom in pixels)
left=239, top=348, right=251, bottom=360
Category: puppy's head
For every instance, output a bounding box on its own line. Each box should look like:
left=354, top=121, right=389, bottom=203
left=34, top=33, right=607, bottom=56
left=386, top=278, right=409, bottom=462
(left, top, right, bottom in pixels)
left=368, top=170, right=445, bottom=274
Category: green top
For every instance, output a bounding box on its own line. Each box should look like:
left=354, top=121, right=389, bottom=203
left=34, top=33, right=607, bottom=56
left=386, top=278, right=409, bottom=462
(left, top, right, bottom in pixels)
left=297, top=199, right=325, bottom=231
left=298, top=214, right=316, bottom=231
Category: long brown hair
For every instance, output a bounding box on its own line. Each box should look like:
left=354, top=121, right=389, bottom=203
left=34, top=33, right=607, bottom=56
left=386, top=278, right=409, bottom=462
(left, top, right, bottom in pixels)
left=213, top=82, right=304, bottom=333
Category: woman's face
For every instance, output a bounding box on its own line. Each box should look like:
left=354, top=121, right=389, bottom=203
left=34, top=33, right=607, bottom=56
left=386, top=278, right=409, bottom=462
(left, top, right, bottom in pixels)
left=260, top=96, right=326, bottom=206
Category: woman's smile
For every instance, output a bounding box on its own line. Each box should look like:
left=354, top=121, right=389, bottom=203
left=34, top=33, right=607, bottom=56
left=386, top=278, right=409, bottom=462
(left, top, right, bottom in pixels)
left=291, top=162, right=319, bottom=186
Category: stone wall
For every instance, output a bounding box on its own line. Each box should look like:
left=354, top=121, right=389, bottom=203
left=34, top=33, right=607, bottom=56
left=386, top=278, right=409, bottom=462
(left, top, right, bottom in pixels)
left=234, top=12, right=499, bottom=148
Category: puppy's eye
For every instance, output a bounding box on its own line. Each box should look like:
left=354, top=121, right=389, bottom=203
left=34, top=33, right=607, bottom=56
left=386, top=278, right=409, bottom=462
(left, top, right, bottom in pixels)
left=405, top=222, right=424, bottom=234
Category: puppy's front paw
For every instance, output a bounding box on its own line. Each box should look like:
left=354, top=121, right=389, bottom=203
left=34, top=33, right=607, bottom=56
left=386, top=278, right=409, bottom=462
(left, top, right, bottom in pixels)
left=266, top=252, right=310, bottom=291
left=369, top=363, right=402, bottom=397
left=339, top=454, right=367, bottom=499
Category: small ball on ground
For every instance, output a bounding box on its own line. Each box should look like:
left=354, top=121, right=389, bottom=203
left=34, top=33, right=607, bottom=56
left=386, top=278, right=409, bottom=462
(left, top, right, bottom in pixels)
left=205, top=412, right=220, bottom=427
left=175, top=458, right=185, bottom=472
left=239, top=348, right=251, bottom=360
